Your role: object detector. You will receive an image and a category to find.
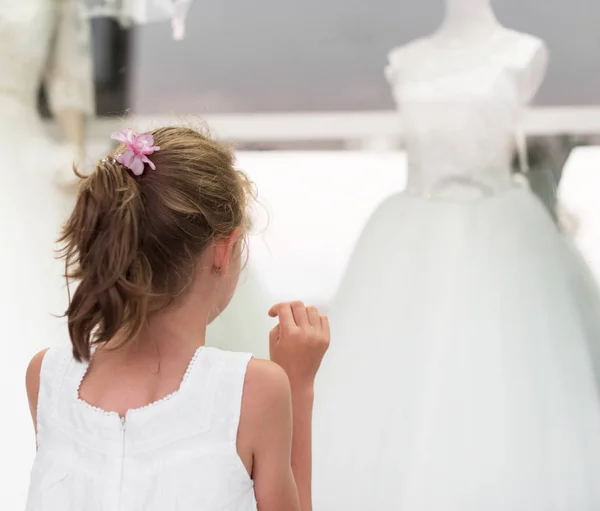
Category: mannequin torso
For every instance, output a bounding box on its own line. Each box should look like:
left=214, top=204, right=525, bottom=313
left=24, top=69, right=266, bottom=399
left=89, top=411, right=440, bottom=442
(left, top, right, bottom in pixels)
left=386, top=29, right=548, bottom=104
left=385, top=0, right=548, bottom=198
left=387, top=0, right=548, bottom=102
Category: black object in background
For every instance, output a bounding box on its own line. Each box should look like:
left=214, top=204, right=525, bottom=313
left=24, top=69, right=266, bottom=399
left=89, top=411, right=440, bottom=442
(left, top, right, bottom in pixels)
left=39, top=18, right=131, bottom=118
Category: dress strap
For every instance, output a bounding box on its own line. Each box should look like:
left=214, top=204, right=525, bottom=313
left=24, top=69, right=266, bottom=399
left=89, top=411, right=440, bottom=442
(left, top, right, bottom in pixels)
left=36, top=346, right=74, bottom=439
left=225, top=352, right=253, bottom=443
left=200, top=350, right=253, bottom=444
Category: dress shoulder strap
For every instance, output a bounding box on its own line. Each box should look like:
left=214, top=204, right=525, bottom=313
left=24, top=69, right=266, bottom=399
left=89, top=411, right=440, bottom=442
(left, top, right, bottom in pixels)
left=199, top=348, right=253, bottom=444
left=36, top=345, right=74, bottom=431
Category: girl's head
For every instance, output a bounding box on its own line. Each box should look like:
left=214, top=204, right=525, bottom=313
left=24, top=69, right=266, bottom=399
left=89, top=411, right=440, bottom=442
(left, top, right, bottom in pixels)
left=60, top=126, right=253, bottom=362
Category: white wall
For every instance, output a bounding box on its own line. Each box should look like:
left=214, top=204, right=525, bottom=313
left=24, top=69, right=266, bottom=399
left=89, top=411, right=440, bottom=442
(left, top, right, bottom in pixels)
left=238, top=151, right=407, bottom=305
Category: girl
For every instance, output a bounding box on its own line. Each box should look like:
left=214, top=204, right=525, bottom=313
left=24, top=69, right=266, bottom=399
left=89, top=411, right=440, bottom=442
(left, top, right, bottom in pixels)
left=24, top=126, right=329, bottom=510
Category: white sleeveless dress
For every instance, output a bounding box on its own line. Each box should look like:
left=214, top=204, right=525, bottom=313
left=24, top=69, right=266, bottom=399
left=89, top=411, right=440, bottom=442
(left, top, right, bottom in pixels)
left=26, top=346, right=257, bottom=511
left=313, top=46, right=600, bottom=509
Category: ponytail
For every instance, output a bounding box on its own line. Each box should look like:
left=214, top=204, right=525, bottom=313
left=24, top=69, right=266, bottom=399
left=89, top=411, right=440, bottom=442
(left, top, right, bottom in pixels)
left=59, top=159, right=152, bottom=361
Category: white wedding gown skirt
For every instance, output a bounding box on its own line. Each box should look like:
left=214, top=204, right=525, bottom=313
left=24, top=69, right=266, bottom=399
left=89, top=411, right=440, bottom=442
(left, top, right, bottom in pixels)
left=313, top=187, right=600, bottom=510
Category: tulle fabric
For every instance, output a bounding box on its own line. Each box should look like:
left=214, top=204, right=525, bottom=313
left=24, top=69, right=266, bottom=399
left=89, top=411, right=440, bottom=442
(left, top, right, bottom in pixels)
left=313, top=188, right=600, bottom=510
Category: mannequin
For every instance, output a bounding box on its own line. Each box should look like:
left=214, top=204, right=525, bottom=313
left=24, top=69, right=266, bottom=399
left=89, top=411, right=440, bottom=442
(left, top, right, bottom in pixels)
left=389, top=1, right=548, bottom=102
left=0, top=1, right=94, bottom=508
left=383, top=0, right=548, bottom=199
left=436, top=0, right=502, bottom=41
left=312, top=1, right=600, bottom=509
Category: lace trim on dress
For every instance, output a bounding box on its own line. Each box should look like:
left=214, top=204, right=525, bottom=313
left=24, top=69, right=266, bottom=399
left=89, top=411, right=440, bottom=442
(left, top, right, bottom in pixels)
left=75, top=346, right=205, bottom=420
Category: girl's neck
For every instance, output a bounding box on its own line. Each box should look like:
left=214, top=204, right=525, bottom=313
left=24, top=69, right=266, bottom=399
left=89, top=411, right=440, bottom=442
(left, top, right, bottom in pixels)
left=435, top=0, right=502, bottom=43
left=119, top=283, right=214, bottom=360
left=143, top=309, right=208, bottom=354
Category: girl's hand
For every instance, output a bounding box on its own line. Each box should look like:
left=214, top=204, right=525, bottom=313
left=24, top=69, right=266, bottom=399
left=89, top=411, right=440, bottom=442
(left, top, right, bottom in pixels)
left=268, top=301, right=330, bottom=387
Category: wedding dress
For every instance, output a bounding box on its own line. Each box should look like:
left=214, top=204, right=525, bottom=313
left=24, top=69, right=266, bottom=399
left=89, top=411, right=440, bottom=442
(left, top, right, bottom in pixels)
left=0, top=2, right=94, bottom=509
left=313, top=32, right=600, bottom=510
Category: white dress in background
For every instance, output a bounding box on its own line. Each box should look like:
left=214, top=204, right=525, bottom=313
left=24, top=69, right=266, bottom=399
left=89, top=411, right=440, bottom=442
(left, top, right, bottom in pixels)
left=313, top=30, right=600, bottom=510
left=559, top=146, right=600, bottom=285
left=0, top=1, right=94, bottom=509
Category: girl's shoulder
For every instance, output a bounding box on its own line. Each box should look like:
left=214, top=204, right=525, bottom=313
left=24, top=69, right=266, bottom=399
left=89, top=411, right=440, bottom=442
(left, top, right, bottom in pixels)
left=239, top=358, right=292, bottom=438
left=25, top=348, right=50, bottom=422
left=244, top=358, right=290, bottom=402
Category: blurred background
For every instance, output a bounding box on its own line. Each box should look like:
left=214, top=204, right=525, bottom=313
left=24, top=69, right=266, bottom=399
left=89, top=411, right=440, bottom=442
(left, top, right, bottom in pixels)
left=39, top=0, right=600, bottom=308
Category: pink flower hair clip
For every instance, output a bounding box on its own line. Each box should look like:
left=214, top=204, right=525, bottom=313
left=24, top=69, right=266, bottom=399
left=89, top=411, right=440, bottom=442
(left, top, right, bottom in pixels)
left=110, top=128, right=160, bottom=176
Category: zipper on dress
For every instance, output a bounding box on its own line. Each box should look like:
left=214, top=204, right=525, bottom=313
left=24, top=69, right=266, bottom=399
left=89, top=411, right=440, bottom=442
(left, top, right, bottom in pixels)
left=117, top=416, right=126, bottom=510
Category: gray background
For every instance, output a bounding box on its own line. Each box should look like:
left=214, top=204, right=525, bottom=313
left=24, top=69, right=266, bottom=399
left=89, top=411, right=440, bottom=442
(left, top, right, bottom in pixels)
left=129, top=0, right=600, bottom=113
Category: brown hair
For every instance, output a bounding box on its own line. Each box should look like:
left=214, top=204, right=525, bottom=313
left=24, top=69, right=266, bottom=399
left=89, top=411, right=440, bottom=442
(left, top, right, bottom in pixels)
left=59, top=126, right=253, bottom=362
